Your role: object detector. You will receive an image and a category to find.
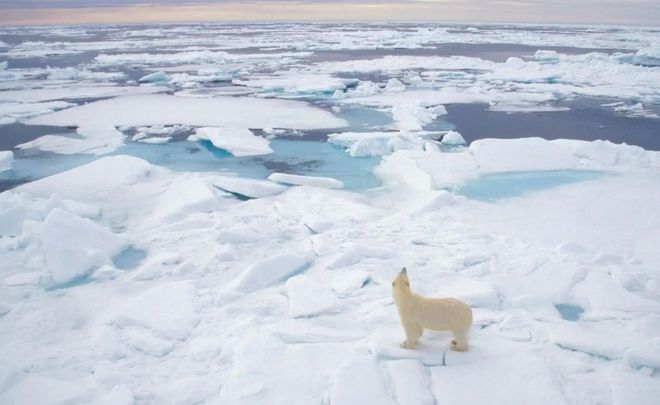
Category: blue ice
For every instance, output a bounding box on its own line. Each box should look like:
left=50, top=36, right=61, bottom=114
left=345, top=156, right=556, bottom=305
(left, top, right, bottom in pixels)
left=555, top=303, right=584, bottom=321
left=457, top=170, right=603, bottom=201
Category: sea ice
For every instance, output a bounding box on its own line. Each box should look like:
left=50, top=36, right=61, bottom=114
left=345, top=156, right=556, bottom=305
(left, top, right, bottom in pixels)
left=268, top=173, right=344, bottom=189
left=113, top=281, right=198, bottom=340
left=189, top=127, right=273, bottom=157
left=228, top=254, right=309, bottom=293
left=0, top=151, right=12, bottom=173
left=330, top=355, right=396, bottom=405
left=138, top=71, right=171, bottom=84
left=41, top=208, right=128, bottom=284
left=25, top=94, right=347, bottom=130
left=212, top=176, right=287, bottom=199
left=19, top=125, right=125, bottom=155
left=386, top=359, right=434, bottom=405
left=286, top=274, right=341, bottom=318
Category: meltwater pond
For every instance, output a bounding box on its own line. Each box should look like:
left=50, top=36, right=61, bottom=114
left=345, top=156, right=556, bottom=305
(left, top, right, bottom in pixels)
left=457, top=170, right=604, bottom=201
left=118, top=137, right=382, bottom=191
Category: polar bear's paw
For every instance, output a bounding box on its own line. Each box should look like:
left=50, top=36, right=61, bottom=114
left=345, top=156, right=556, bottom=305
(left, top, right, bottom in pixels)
left=400, top=340, right=417, bottom=350
left=450, top=339, right=468, bottom=352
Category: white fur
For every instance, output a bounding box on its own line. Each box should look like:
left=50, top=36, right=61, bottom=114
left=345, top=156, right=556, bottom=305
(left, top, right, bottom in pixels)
left=392, top=268, right=473, bottom=351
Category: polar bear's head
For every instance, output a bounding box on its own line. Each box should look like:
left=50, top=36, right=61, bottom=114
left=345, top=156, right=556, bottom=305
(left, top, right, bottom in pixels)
left=392, top=267, right=411, bottom=294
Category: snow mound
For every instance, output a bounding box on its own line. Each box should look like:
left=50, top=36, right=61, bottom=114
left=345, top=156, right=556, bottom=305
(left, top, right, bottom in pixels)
left=268, top=173, right=344, bottom=189
left=114, top=281, right=198, bottom=340
left=440, top=130, right=466, bottom=146
left=41, top=208, right=128, bottom=284
left=0, top=151, right=12, bottom=173
left=24, top=94, right=347, bottom=130
left=228, top=254, right=309, bottom=293
left=189, top=127, right=273, bottom=157
left=285, top=274, right=341, bottom=318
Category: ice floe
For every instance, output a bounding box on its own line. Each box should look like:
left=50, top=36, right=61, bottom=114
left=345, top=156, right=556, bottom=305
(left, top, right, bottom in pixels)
left=268, top=173, right=344, bottom=189
left=0, top=151, right=12, bottom=173
left=189, top=127, right=273, bottom=157
left=2, top=22, right=660, bottom=405
left=25, top=94, right=347, bottom=129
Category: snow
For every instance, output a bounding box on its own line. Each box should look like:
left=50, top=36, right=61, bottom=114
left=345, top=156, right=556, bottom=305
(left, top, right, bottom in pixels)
left=228, top=254, right=309, bottom=293
left=19, top=125, right=125, bottom=155
left=41, top=208, right=128, bottom=284
left=0, top=151, right=12, bottom=173
left=285, top=274, right=341, bottom=318
left=189, top=127, right=273, bottom=157
left=330, top=356, right=396, bottom=405
left=2, top=23, right=660, bottom=405
left=387, top=359, right=434, bottom=405
left=24, top=94, right=347, bottom=130
left=113, top=281, right=198, bottom=340
left=268, top=172, right=344, bottom=189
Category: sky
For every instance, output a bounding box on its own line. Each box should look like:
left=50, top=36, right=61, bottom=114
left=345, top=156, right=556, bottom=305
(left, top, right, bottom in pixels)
left=1, top=0, right=659, bottom=26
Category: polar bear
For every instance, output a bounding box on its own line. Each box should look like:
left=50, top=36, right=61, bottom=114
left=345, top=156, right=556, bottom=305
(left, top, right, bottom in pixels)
left=392, top=267, right=473, bottom=351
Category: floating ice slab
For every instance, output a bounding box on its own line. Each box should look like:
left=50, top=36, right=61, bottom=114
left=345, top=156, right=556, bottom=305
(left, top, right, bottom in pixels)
left=470, top=137, right=577, bottom=173
left=0, top=150, right=12, bottom=173
left=328, top=131, right=428, bottom=157
left=0, top=85, right=165, bottom=103
left=234, top=73, right=357, bottom=95
left=268, top=173, right=344, bottom=189
left=190, top=127, right=273, bottom=157
left=228, top=254, right=309, bottom=293
left=41, top=208, right=128, bottom=284
left=18, top=155, right=153, bottom=200
left=138, top=71, right=171, bottom=84
left=24, top=94, right=348, bottom=130
left=0, top=100, right=73, bottom=124
left=19, top=125, right=125, bottom=155
left=212, top=176, right=287, bottom=199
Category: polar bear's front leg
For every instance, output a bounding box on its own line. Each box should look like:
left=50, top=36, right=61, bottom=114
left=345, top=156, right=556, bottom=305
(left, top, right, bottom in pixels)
left=400, top=320, right=422, bottom=349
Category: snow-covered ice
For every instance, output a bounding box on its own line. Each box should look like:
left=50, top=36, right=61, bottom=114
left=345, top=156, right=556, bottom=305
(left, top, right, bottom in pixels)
left=268, top=172, right=344, bottom=189
left=189, top=127, right=273, bottom=157
left=1, top=22, right=660, bottom=405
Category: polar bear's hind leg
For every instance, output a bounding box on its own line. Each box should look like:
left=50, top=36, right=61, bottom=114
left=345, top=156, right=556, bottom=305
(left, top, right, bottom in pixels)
left=450, top=329, right=469, bottom=352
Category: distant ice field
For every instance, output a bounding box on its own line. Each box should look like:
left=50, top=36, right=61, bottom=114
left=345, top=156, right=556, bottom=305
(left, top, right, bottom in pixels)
left=1, top=23, right=660, bottom=405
